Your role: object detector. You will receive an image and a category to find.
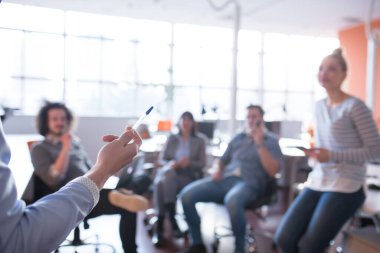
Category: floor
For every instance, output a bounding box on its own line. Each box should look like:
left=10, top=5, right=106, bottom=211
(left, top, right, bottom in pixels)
left=55, top=188, right=288, bottom=253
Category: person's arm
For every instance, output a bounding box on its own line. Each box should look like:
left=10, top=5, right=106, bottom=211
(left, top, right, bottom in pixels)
left=31, top=144, right=66, bottom=188
left=157, top=135, right=176, bottom=167
left=51, top=133, right=72, bottom=178
left=211, top=159, right=225, bottom=181
left=187, top=137, right=207, bottom=170
left=1, top=127, right=141, bottom=253
left=251, top=123, right=281, bottom=177
left=329, top=102, right=380, bottom=163
left=256, top=141, right=281, bottom=177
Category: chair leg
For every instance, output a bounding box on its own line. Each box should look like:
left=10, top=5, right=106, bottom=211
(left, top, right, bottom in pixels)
left=246, top=225, right=258, bottom=253
left=72, top=227, right=82, bottom=246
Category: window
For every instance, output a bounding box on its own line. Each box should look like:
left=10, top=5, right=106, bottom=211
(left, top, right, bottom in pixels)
left=0, top=3, right=339, bottom=124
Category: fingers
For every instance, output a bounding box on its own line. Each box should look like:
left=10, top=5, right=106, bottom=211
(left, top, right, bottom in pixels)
left=119, top=129, right=142, bottom=147
left=102, top=127, right=142, bottom=148
left=132, top=132, right=142, bottom=147
left=102, top=135, right=119, bottom=142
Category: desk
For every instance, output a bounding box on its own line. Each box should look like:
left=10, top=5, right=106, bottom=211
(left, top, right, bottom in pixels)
left=279, top=138, right=308, bottom=207
left=344, top=227, right=380, bottom=253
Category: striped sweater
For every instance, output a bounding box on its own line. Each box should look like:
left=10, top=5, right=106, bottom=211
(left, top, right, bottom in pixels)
left=306, top=96, right=380, bottom=193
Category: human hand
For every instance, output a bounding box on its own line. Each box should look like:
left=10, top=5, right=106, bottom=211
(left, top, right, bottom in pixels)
left=170, top=160, right=180, bottom=170
left=211, top=170, right=223, bottom=182
left=60, top=133, right=72, bottom=149
left=87, top=128, right=142, bottom=188
left=249, top=120, right=265, bottom=145
left=178, top=157, right=190, bottom=168
left=304, top=148, right=330, bottom=163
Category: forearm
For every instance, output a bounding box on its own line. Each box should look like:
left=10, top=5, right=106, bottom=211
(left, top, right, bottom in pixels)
left=257, top=146, right=279, bottom=177
left=330, top=145, right=380, bottom=163
left=51, top=146, right=70, bottom=177
left=189, top=156, right=206, bottom=170
left=217, top=160, right=225, bottom=172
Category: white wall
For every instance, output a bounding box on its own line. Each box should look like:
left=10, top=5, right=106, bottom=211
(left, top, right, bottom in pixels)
left=3, top=115, right=302, bottom=163
left=3, top=115, right=136, bottom=162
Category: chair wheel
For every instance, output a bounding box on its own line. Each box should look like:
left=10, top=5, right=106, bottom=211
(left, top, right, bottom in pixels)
left=247, top=244, right=257, bottom=253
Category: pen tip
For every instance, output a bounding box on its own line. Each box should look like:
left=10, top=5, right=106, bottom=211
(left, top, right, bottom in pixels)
left=146, top=106, right=154, bottom=115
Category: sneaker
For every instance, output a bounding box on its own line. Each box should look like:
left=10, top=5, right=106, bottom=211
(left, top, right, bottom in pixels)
left=184, top=244, right=207, bottom=253
left=108, top=189, right=149, bottom=213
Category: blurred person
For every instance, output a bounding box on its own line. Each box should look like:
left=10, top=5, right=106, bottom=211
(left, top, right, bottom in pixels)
left=152, top=111, right=206, bottom=247
left=179, top=105, right=282, bottom=253
left=274, top=49, right=380, bottom=253
left=29, top=102, right=150, bottom=253
left=0, top=116, right=142, bottom=253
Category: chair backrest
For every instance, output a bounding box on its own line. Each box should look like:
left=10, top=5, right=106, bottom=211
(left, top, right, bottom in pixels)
left=22, top=140, right=54, bottom=204
left=24, top=140, right=100, bottom=249
left=157, top=120, right=172, bottom=132
left=246, top=177, right=278, bottom=210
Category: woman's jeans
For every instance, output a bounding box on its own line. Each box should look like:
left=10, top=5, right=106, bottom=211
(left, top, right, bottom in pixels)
left=179, top=176, right=264, bottom=253
left=274, top=187, right=365, bottom=253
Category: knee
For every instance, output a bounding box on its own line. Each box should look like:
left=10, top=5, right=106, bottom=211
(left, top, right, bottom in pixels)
left=224, top=197, right=242, bottom=217
left=179, top=186, right=196, bottom=207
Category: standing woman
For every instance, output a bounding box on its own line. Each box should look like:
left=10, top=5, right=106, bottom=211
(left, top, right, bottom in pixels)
left=275, top=49, right=380, bottom=253
left=152, top=111, right=206, bottom=246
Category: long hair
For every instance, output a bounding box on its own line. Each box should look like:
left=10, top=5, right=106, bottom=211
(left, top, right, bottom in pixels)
left=178, top=111, right=196, bottom=137
left=36, top=101, right=74, bottom=136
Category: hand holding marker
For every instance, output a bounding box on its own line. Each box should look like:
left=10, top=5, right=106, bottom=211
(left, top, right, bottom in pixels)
left=125, top=106, right=154, bottom=146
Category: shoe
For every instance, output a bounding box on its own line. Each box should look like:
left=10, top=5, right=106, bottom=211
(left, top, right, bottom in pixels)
left=108, top=189, right=149, bottom=213
left=184, top=244, right=207, bottom=253
left=152, top=231, right=165, bottom=248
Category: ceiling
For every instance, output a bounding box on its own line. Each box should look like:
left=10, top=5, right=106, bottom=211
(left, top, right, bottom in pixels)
left=5, top=0, right=380, bottom=37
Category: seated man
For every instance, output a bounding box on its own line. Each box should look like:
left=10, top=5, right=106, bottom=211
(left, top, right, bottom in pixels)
left=179, top=105, right=282, bottom=253
left=30, top=101, right=150, bottom=253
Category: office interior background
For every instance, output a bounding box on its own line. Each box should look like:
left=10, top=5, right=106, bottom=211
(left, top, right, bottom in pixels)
left=1, top=1, right=380, bottom=253
left=0, top=0, right=379, bottom=160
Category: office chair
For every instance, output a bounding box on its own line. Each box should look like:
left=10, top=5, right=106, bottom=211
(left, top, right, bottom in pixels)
left=24, top=140, right=116, bottom=253
left=143, top=167, right=205, bottom=242
left=211, top=177, right=278, bottom=253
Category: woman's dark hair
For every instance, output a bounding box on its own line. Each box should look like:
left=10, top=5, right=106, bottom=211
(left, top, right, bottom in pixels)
left=178, top=111, right=196, bottom=137
left=246, top=104, right=265, bottom=117
left=36, top=101, right=74, bottom=136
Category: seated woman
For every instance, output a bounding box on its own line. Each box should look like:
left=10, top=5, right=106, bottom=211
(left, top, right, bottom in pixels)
left=152, top=111, right=206, bottom=247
